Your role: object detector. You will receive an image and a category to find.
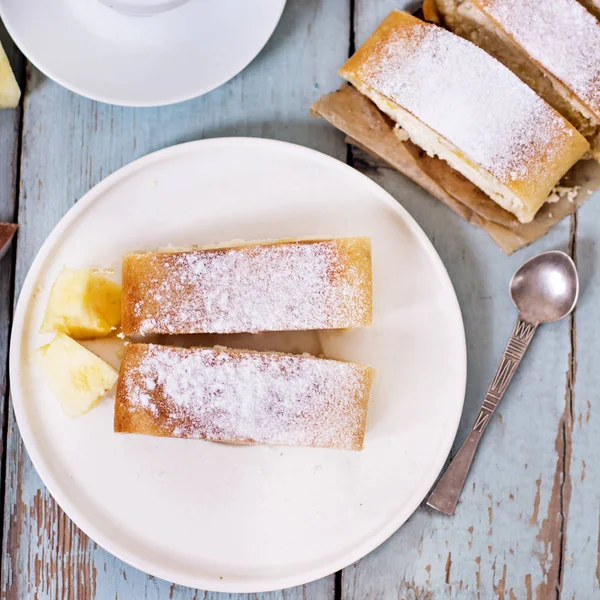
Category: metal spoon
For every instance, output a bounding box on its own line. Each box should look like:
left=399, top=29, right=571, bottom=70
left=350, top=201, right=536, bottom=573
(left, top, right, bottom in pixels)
left=427, top=250, right=579, bottom=515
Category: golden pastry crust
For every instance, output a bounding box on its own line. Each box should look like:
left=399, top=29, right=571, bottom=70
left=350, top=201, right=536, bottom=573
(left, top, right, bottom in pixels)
left=578, top=0, right=600, bottom=20
left=122, top=237, right=372, bottom=336
left=339, top=10, right=589, bottom=223
left=115, top=343, right=374, bottom=451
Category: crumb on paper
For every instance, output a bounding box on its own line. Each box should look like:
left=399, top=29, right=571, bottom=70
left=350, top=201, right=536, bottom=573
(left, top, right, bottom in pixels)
left=546, top=185, right=581, bottom=204
left=393, top=125, right=410, bottom=142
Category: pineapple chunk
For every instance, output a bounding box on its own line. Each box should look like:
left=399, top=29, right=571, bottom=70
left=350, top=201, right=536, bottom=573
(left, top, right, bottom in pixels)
left=0, top=40, right=20, bottom=109
left=41, top=268, right=121, bottom=339
left=34, top=333, right=118, bottom=417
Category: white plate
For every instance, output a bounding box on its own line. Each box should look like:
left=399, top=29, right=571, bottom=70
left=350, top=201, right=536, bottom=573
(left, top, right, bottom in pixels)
left=0, top=0, right=285, bottom=106
left=10, top=138, right=466, bottom=592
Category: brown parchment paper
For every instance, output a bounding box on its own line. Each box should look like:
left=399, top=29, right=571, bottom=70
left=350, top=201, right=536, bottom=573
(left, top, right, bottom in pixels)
left=310, top=84, right=600, bottom=254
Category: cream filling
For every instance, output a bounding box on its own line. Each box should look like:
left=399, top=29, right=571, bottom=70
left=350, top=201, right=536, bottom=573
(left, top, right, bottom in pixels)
left=546, top=185, right=580, bottom=204
left=459, top=1, right=600, bottom=126
left=349, top=78, right=533, bottom=222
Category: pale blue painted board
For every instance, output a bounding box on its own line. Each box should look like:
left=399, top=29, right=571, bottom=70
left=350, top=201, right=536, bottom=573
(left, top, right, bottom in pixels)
left=0, top=25, right=21, bottom=386
left=1, top=1, right=348, bottom=597
left=342, top=149, right=576, bottom=599
left=0, top=18, right=21, bottom=570
left=341, top=1, right=584, bottom=597
left=561, top=201, right=600, bottom=599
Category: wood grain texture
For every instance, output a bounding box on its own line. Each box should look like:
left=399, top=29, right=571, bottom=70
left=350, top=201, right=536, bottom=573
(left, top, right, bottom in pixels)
left=0, top=1, right=347, bottom=597
left=561, top=206, right=600, bottom=598
left=342, top=147, right=577, bottom=600
left=3, top=0, right=600, bottom=598
left=341, top=1, right=586, bottom=598
left=0, top=18, right=22, bottom=591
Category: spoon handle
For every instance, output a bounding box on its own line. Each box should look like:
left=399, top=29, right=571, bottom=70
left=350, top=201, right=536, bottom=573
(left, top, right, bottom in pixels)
left=427, top=315, right=537, bottom=515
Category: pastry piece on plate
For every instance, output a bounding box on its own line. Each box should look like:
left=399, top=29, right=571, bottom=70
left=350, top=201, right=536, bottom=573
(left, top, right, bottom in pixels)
left=41, top=268, right=122, bottom=339
left=433, top=0, right=600, bottom=158
left=34, top=332, right=118, bottom=417
left=114, top=343, right=374, bottom=450
left=121, top=237, right=372, bottom=336
left=0, top=40, right=20, bottom=109
left=339, top=10, right=589, bottom=224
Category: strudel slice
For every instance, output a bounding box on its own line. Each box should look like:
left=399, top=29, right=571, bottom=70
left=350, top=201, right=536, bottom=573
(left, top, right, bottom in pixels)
left=114, top=343, right=374, bottom=450
left=339, top=10, right=588, bottom=223
left=122, top=238, right=372, bottom=335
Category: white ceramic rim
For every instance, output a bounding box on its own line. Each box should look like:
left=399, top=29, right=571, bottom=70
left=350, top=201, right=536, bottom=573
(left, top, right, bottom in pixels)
left=9, top=138, right=466, bottom=592
left=0, top=2, right=286, bottom=106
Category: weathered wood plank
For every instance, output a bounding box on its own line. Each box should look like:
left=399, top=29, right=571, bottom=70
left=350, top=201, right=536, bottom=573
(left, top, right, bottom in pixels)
left=0, top=14, right=23, bottom=566
left=0, top=29, right=22, bottom=401
left=343, top=148, right=576, bottom=600
left=342, top=2, right=581, bottom=598
left=0, top=1, right=348, bottom=597
left=0, top=24, right=22, bottom=218
left=561, top=206, right=600, bottom=598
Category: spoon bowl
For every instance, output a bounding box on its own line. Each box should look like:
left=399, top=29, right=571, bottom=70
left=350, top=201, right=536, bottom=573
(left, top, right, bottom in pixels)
left=510, top=250, right=579, bottom=324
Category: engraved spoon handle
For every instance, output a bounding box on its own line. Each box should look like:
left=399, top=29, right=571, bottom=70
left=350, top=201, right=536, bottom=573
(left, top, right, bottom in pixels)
left=426, top=315, right=538, bottom=515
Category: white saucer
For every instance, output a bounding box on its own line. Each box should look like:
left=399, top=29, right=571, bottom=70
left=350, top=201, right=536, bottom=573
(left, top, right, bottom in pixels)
left=0, top=0, right=285, bottom=106
left=10, top=138, right=466, bottom=592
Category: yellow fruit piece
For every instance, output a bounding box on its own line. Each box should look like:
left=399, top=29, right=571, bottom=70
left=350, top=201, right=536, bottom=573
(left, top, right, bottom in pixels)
left=41, top=268, right=122, bottom=339
left=0, top=40, right=20, bottom=109
left=34, top=333, right=118, bottom=417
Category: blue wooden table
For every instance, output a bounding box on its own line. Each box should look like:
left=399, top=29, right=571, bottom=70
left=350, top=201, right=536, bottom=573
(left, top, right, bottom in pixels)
left=1, top=1, right=598, bottom=598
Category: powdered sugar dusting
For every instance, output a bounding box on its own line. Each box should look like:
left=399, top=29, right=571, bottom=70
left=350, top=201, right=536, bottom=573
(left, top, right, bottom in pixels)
left=357, top=18, right=576, bottom=185
left=477, top=0, right=600, bottom=119
left=124, top=239, right=371, bottom=335
left=117, top=344, right=373, bottom=450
